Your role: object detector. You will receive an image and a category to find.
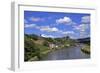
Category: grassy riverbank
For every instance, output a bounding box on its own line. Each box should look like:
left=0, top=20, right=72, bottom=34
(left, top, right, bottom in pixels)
left=81, top=44, right=90, bottom=54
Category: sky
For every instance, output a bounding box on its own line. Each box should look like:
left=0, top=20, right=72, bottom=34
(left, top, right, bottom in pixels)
left=24, top=11, right=90, bottom=39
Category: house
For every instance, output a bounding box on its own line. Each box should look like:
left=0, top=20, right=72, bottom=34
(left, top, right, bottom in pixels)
left=49, top=43, right=58, bottom=49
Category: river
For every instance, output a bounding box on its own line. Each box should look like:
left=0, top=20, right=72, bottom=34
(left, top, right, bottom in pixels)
left=41, top=44, right=90, bottom=60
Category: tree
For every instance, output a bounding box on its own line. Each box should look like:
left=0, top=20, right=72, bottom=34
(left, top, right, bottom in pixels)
left=65, top=36, right=70, bottom=40
left=43, top=41, right=49, bottom=47
left=24, top=34, right=40, bottom=61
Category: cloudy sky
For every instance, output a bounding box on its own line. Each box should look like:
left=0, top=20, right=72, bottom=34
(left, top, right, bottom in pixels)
left=24, top=11, right=90, bottom=39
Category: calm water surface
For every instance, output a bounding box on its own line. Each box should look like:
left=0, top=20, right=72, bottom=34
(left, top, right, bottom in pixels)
left=41, top=44, right=90, bottom=60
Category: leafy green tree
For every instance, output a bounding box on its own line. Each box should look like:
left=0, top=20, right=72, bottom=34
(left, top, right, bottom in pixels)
left=43, top=41, right=49, bottom=47
left=24, top=34, right=40, bottom=61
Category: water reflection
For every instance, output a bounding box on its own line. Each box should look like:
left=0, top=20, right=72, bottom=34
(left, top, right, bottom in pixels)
left=42, top=45, right=90, bottom=60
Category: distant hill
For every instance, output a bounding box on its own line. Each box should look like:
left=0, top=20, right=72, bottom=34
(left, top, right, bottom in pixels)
left=77, top=37, right=90, bottom=44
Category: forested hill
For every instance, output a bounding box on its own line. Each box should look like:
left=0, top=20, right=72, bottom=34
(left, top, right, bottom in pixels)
left=77, top=37, right=90, bottom=44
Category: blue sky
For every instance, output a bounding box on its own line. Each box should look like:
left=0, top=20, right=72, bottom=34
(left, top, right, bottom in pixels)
left=24, top=11, right=90, bottom=39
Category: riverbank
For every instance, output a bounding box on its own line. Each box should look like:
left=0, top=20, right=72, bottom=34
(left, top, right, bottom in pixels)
left=41, top=44, right=90, bottom=60
left=81, top=45, right=90, bottom=54
left=27, top=44, right=90, bottom=61
left=28, top=44, right=77, bottom=61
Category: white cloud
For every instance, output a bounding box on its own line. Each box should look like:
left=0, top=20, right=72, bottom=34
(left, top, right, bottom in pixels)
left=40, top=26, right=59, bottom=32
left=30, top=17, right=45, bottom=22
left=24, top=24, right=59, bottom=32
left=61, top=31, right=74, bottom=35
left=74, top=23, right=90, bottom=38
left=81, top=16, right=90, bottom=23
left=56, top=16, right=72, bottom=24
left=41, top=34, right=55, bottom=38
left=24, top=24, right=36, bottom=28
left=74, top=24, right=89, bottom=32
left=52, top=27, right=59, bottom=32
left=74, top=16, right=90, bottom=38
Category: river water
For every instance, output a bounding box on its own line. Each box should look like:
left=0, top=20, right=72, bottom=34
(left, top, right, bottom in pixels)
left=41, top=45, right=90, bottom=60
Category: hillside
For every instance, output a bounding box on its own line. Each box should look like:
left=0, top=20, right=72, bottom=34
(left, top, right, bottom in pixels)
left=24, top=34, right=76, bottom=61
left=77, top=37, right=90, bottom=45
